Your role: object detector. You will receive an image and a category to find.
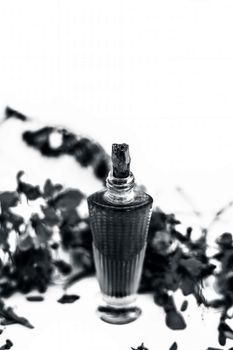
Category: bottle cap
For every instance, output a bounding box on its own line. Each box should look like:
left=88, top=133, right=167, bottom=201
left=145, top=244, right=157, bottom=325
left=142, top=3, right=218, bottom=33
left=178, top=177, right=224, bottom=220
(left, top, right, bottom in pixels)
left=112, top=143, right=131, bottom=178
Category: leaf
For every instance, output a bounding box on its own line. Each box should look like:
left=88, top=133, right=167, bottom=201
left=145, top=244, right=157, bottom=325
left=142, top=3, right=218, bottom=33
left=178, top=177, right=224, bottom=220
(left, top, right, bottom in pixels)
left=169, top=342, right=178, bottom=350
left=219, top=322, right=233, bottom=340
left=7, top=210, right=24, bottom=231
left=5, top=106, right=27, bottom=121
left=18, top=234, right=34, bottom=251
left=53, top=260, right=72, bottom=275
left=71, top=247, right=93, bottom=270
left=31, top=214, right=53, bottom=244
left=0, top=227, right=9, bottom=248
left=49, top=189, right=84, bottom=210
left=41, top=206, right=60, bottom=226
left=131, top=343, right=149, bottom=350
left=26, top=296, right=44, bottom=302
left=23, top=127, right=54, bottom=150
left=208, top=299, right=225, bottom=308
left=0, top=299, right=34, bottom=329
left=179, top=258, right=204, bottom=277
left=180, top=300, right=188, bottom=312
left=22, top=124, right=110, bottom=181
left=217, top=233, right=233, bottom=248
left=60, top=209, right=80, bottom=226
left=57, top=294, right=80, bottom=304
left=165, top=310, right=186, bottom=330
left=0, top=339, right=13, bottom=350
left=0, top=192, right=19, bottom=210
left=16, top=171, right=41, bottom=200
left=12, top=246, right=53, bottom=294
left=180, top=276, right=195, bottom=296
left=43, top=179, right=63, bottom=199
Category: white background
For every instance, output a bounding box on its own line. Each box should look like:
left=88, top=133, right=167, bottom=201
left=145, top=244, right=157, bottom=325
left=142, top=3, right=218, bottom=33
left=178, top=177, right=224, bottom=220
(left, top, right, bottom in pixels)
left=0, top=0, right=233, bottom=213
left=0, top=1, right=233, bottom=349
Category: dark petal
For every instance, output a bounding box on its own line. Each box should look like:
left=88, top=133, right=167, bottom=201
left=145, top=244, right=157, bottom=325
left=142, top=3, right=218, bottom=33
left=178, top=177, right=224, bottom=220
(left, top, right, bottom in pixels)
left=130, top=344, right=148, bottom=350
left=43, top=179, right=63, bottom=199
left=7, top=210, right=24, bottom=231
left=17, top=171, right=41, bottom=200
left=0, top=302, right=34, bottom=329
left=53, top=260, right=72, bottom=275
left=31, top=214, right=53, bottom=243
left=0, top=191, right=19, bottom=209
left=0, top=339, right=14, bottom=350
left=26, top=296, right=44, bottom=302
left=180, top=276, right=195, bottom=296
left=57, top=294, right=80, bottom=304
left=94, top=157, right=110, bottom=181
left=186, top=227, right=192, bottom=239
left=164, top=272, right=180, bottom=291
left=169, top=342, right=178, bottom=350
left=60, top=209, right=80, bottom=227
left=23, top=127, right=54, bottom=149
left=179, top=258, right=204, bottom=277
left=166, top=214, right=181, bottom=225
left=138, top=343, right=149, bottom=350
left=61, top=131, right=79, bottom=154
left=217, top=233, right=233, bottom=248
left=5, top=106, right=28, bottom=121
left=172, top=230, right=187, bottom=243
left=41, top=206, right=60, bottom=226
left=0, top=282, right=16, bottom=298
left=49, top=189, right=84, bottom=210
left=165, top=310, right=186, bottom=330
left=218, top=330, right=226, bottom=346
left=220, top=322, right=233, bottom=340
left=148, top=210, right=167, bottom=234
left=5, top=339, right=13, bottom=349
left=208, top=299, right=225, bottom=309
left=0, top=227, right=9, bottom=247
left=18, top=234, right=34, bottom=251
left=50, top=242, right=59, bottom=250
left=13, top=246, right=53, bottom=295
left=180, top=300, right=188, bottom=312
left=153, top=291, right=170, bottom=307
left=70, top=247, right=93, bottom=270
left=74, top=138, right=97, bottom=166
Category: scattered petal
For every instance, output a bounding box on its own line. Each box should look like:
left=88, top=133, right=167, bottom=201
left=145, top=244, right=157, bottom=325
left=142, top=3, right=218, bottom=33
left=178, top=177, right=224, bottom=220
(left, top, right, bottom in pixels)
left=57, top=294, right=80, bottom=304
left=180, top=300, right=188, bottom=312
left=166, top=310, right=186, bottom=330
left=26, top=296, right=44, bottom=302
left=169, top=342, right=178, bottom=350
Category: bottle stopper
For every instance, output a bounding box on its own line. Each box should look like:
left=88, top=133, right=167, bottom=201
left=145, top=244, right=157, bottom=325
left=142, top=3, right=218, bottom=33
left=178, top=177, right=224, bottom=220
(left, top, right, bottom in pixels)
left=112, top=143, right=131, bottom=178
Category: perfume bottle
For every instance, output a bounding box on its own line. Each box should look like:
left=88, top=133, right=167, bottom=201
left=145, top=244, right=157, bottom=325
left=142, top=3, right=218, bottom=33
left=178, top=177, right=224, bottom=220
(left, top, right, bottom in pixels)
left=87, top=143, right=153, bottom=324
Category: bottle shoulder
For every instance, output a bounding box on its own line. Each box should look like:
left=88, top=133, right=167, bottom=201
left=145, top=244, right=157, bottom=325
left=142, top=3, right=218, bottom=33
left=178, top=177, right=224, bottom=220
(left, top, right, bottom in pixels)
left=87, top=188, right=153, bottom=210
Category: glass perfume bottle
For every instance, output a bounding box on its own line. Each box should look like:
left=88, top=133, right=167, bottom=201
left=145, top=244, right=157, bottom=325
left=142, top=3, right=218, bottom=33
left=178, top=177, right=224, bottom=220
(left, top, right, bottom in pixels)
left=87, top=143, right=153, bottom=324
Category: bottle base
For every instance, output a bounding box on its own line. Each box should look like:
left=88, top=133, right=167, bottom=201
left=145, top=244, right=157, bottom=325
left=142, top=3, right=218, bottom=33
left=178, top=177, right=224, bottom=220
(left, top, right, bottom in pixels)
left=97, top=305, right=142, bottom=325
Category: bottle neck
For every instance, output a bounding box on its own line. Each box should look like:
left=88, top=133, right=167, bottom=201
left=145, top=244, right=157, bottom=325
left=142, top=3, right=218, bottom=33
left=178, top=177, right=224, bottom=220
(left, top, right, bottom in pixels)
left=104, top=171, right=135, bottom=204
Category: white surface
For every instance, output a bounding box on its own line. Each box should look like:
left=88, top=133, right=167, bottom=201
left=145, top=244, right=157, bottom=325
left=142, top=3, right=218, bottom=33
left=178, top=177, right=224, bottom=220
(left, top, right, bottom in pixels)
left=0, top=278, right=227, bottom=350
left=0, top=1, right=233, bottom=349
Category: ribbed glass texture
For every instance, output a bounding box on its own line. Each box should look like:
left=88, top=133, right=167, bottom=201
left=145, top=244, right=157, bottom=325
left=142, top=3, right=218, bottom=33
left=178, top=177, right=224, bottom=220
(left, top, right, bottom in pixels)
left=88, top=189, right=153, bottom=300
